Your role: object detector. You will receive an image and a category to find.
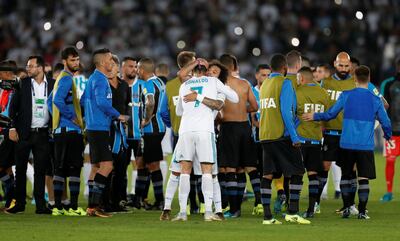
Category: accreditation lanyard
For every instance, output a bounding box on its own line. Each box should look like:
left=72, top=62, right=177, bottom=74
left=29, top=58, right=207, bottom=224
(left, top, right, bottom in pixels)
left=31, top=80, right=47, bottom=119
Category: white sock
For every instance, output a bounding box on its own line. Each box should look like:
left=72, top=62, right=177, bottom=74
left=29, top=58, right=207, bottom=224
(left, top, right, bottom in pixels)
left=27, top=163, right=34, bottom=186
left=160, top=160, right=168, bottom=185
left=179, top=174, right=190, bottom=214
left=331, top=162, right=342, bottom=191
left=164, top=173, right=180, bottom=210
left=322, top=172, right=329, bottom=197
left=62, top=199, right=70, bottom=205
left=201, top=173, right=213, bottom=213
left=83, top=162, right=91, bottom=197
left=213, top=176, right=222, bottom=213
left=130, top=169, right=137, bottom=194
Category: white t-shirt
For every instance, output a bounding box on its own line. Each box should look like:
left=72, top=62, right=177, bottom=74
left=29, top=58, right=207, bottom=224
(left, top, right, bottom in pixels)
left=176, top=76, right=238, bottom=135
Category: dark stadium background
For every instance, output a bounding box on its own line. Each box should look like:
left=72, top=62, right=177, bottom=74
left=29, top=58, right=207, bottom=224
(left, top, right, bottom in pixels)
left=0, top=0, right=399, bottom=85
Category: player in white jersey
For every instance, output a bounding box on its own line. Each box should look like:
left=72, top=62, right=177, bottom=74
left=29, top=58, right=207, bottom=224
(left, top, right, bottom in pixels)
left=172, top=61, right=238, bottom=221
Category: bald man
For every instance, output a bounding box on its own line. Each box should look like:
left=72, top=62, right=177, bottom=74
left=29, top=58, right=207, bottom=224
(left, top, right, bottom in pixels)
left=319, top=52, right=383, bottom=215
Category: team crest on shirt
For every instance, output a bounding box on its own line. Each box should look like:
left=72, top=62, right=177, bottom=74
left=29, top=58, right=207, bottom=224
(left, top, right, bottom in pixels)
left=373, top=88, right=379, bottom=96
left=143, top=88, right=148, bottom=95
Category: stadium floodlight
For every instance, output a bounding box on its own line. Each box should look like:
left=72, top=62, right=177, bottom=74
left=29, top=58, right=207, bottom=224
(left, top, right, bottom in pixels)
left=76, top=41, right=84, bottom=50
left=291, top=37, right=300, bottom=47
left=234, top=27, right=243, bottom=36
left=252, top=47, right=261, bottom=56
left=334, top=0, right=342, bottom=5
left=356, top=11, right=364, bottom=20
left=177, top=40, right=186, bottom=49
left=43, top=22, right=51, bottom=31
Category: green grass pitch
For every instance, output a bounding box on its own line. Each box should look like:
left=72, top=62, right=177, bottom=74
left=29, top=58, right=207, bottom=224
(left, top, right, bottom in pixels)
left=1, top=153, right=399, bottom=241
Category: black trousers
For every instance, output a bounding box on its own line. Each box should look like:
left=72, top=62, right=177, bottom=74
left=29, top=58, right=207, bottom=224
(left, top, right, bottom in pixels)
left=14, top=130, right=51, bottom=209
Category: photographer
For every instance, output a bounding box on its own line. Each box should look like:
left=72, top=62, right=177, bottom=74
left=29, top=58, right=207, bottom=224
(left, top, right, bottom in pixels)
left=0, top=60, right=18, bottom=210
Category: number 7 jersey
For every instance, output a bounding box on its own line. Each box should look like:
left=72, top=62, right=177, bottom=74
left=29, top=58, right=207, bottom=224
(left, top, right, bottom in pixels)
left=176, top=76, right=238, bottom=135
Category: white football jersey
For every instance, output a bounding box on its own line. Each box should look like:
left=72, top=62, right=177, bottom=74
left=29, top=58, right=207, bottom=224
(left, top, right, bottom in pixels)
left=176, top=76, right=238, bottom=135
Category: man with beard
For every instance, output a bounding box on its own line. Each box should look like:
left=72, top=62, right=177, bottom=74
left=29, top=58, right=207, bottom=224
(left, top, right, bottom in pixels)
left=319, top=52, right=383, bottom=215
left=47, top=47, right=86, bottom=216
left=81, top=48, right=128, bottom=217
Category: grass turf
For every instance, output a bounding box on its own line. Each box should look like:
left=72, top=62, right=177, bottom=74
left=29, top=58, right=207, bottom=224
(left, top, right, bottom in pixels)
left=1, top=153, right=399, bottom=241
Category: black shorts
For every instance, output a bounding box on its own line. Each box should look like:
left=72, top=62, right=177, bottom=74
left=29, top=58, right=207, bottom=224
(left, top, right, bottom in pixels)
left=218, top=122, right=258, bottom=168
left=322, top=134, right=341, bottom=162
left=0, top=134, right=15, bottom=168
left=127, top=139, right=142, bottom=160
left=340, top=149, right=376, bottom=179
left=143, top=133, right=164, bottom=164
left=262, top=139, right=304, bottom=177
left=301, top=145, right=323, bottom=173
left=54, top=131, right=84, bottom=169
left=256, top=142, right=263, bottom=172
left=86, top=130, right=112, bottom=164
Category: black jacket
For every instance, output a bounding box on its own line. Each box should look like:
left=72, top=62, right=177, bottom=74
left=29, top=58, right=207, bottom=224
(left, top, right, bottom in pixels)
left=9, top=77, right=55, bottom=140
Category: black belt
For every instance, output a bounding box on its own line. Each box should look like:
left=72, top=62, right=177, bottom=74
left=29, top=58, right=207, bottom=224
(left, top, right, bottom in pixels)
left=30, top=127, right=48, bottom=133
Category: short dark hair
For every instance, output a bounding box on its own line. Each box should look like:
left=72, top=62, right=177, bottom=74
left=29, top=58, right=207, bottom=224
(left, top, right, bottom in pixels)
left=93, top=48, right=111, bottom=66
left=209, top=60, right=229, bottom=84
left=286, top=50, right=302, bottom=68
left=350, top=56, right=360, bottom=66
left=0, top=60, right=17, bottom=73
left=61, top=46, right=79, bottom=60
left=138, top=57, right=154, bottom=73
left=53, top=63, right=64, bottom=73
left=122, top=56, right=137, bottom=63
left=219, top=54, right=238, bottom=71
left=28, top=55, right=45, bottom=69
left=256, top=64, right=271, bottom=73
left=354, top=65, right=370, bottom=83
left=270, top=54, right=287, bottom=72
left=177, top=51, right=196, bottom=68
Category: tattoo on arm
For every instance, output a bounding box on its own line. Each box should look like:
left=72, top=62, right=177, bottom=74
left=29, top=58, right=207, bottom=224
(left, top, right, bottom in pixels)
left=202, top=97, right=224, bottom=110
left=145, top=95, right=155, bottom=122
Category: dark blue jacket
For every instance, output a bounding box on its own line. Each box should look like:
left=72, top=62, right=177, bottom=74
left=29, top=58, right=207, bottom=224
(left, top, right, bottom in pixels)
left=80, top=69, right=120, bottom=131
left=314, top=87, right=392, bottom=150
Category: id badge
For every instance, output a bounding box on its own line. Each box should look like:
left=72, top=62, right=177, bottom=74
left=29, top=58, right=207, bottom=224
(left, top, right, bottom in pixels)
left=34, top=98, right=45, bottom=119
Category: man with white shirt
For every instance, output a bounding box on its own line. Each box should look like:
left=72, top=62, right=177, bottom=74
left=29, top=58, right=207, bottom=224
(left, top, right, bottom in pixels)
left=7, top=56, right=55, bottom=214
left=172, top=61, right=239, bottom=222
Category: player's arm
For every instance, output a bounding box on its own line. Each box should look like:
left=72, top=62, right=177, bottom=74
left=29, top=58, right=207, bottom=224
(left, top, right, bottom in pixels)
left=369, top=82, right=389, bottom=109
left=159, top=92, right=171, bottom=127
left=280, top=79, right=300, bottom=144
left=304, top=93, right=345, bottom=121
left=376, top=99, right=392, bottom=141
left=183, top=91, right=224, bottom=110
left=53, top=76, right=75, bottom=120
left=94, top=78, right=120, bottom=119
left=143, top=94, right=155, bottom=124
left=177, top=59, right=208, bottom=83
left=251, top=112, right=259, bottom=128
left=247, top=84, right=258, bottom=113
left=215, top=78, right=239, bottom=103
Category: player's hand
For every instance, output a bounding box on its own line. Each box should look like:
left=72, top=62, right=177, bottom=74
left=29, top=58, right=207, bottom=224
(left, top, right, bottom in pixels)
left=387, top=139, right=394, bottom=148
left=9, top=129, right=19, bottom=142
left=118, top=115, right=130, bottom=123
left=196, top=58, right=209, bottom=68
left=183, top=91, right=198, bottom=103
left=72, top=118, right=81, bottom=126
left=141, top=117, right=153, bottom=128
left=302, top=112, right=315, bottom=121
left=292, top=142, right=301, bottom=148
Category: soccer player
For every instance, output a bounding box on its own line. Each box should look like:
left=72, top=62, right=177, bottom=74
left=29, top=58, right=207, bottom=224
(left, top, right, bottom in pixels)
left=286, top=50, right=302, bottom=89
left=259, top=54, right=310, bottom=225
left=251, top=64, right=273, bottom=215
left=48, top=46, right=86, bottom=216
left=303, top=65, right=392, bottom=219
left=295, top=67, right=330, bottom=218
left=314, top=64, right=331, bottom=84
left=81, top=48, right=128, bottom=217
left=350, top=57, right=360, bottom=76
left=137, top=58, right=166, bottom=210
left=218, top=54, right=259, bottom=218
left=172, top=61, right=239, bottom=222
left=380, top=58, right=400, bottom=202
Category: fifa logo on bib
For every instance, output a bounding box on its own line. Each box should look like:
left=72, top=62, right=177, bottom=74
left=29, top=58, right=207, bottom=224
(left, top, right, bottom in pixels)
left=260, top=98, right=276, bottom=109
left=304, top=103, right=325, bottom=113
left=327, top=90, right=342, bottom=101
